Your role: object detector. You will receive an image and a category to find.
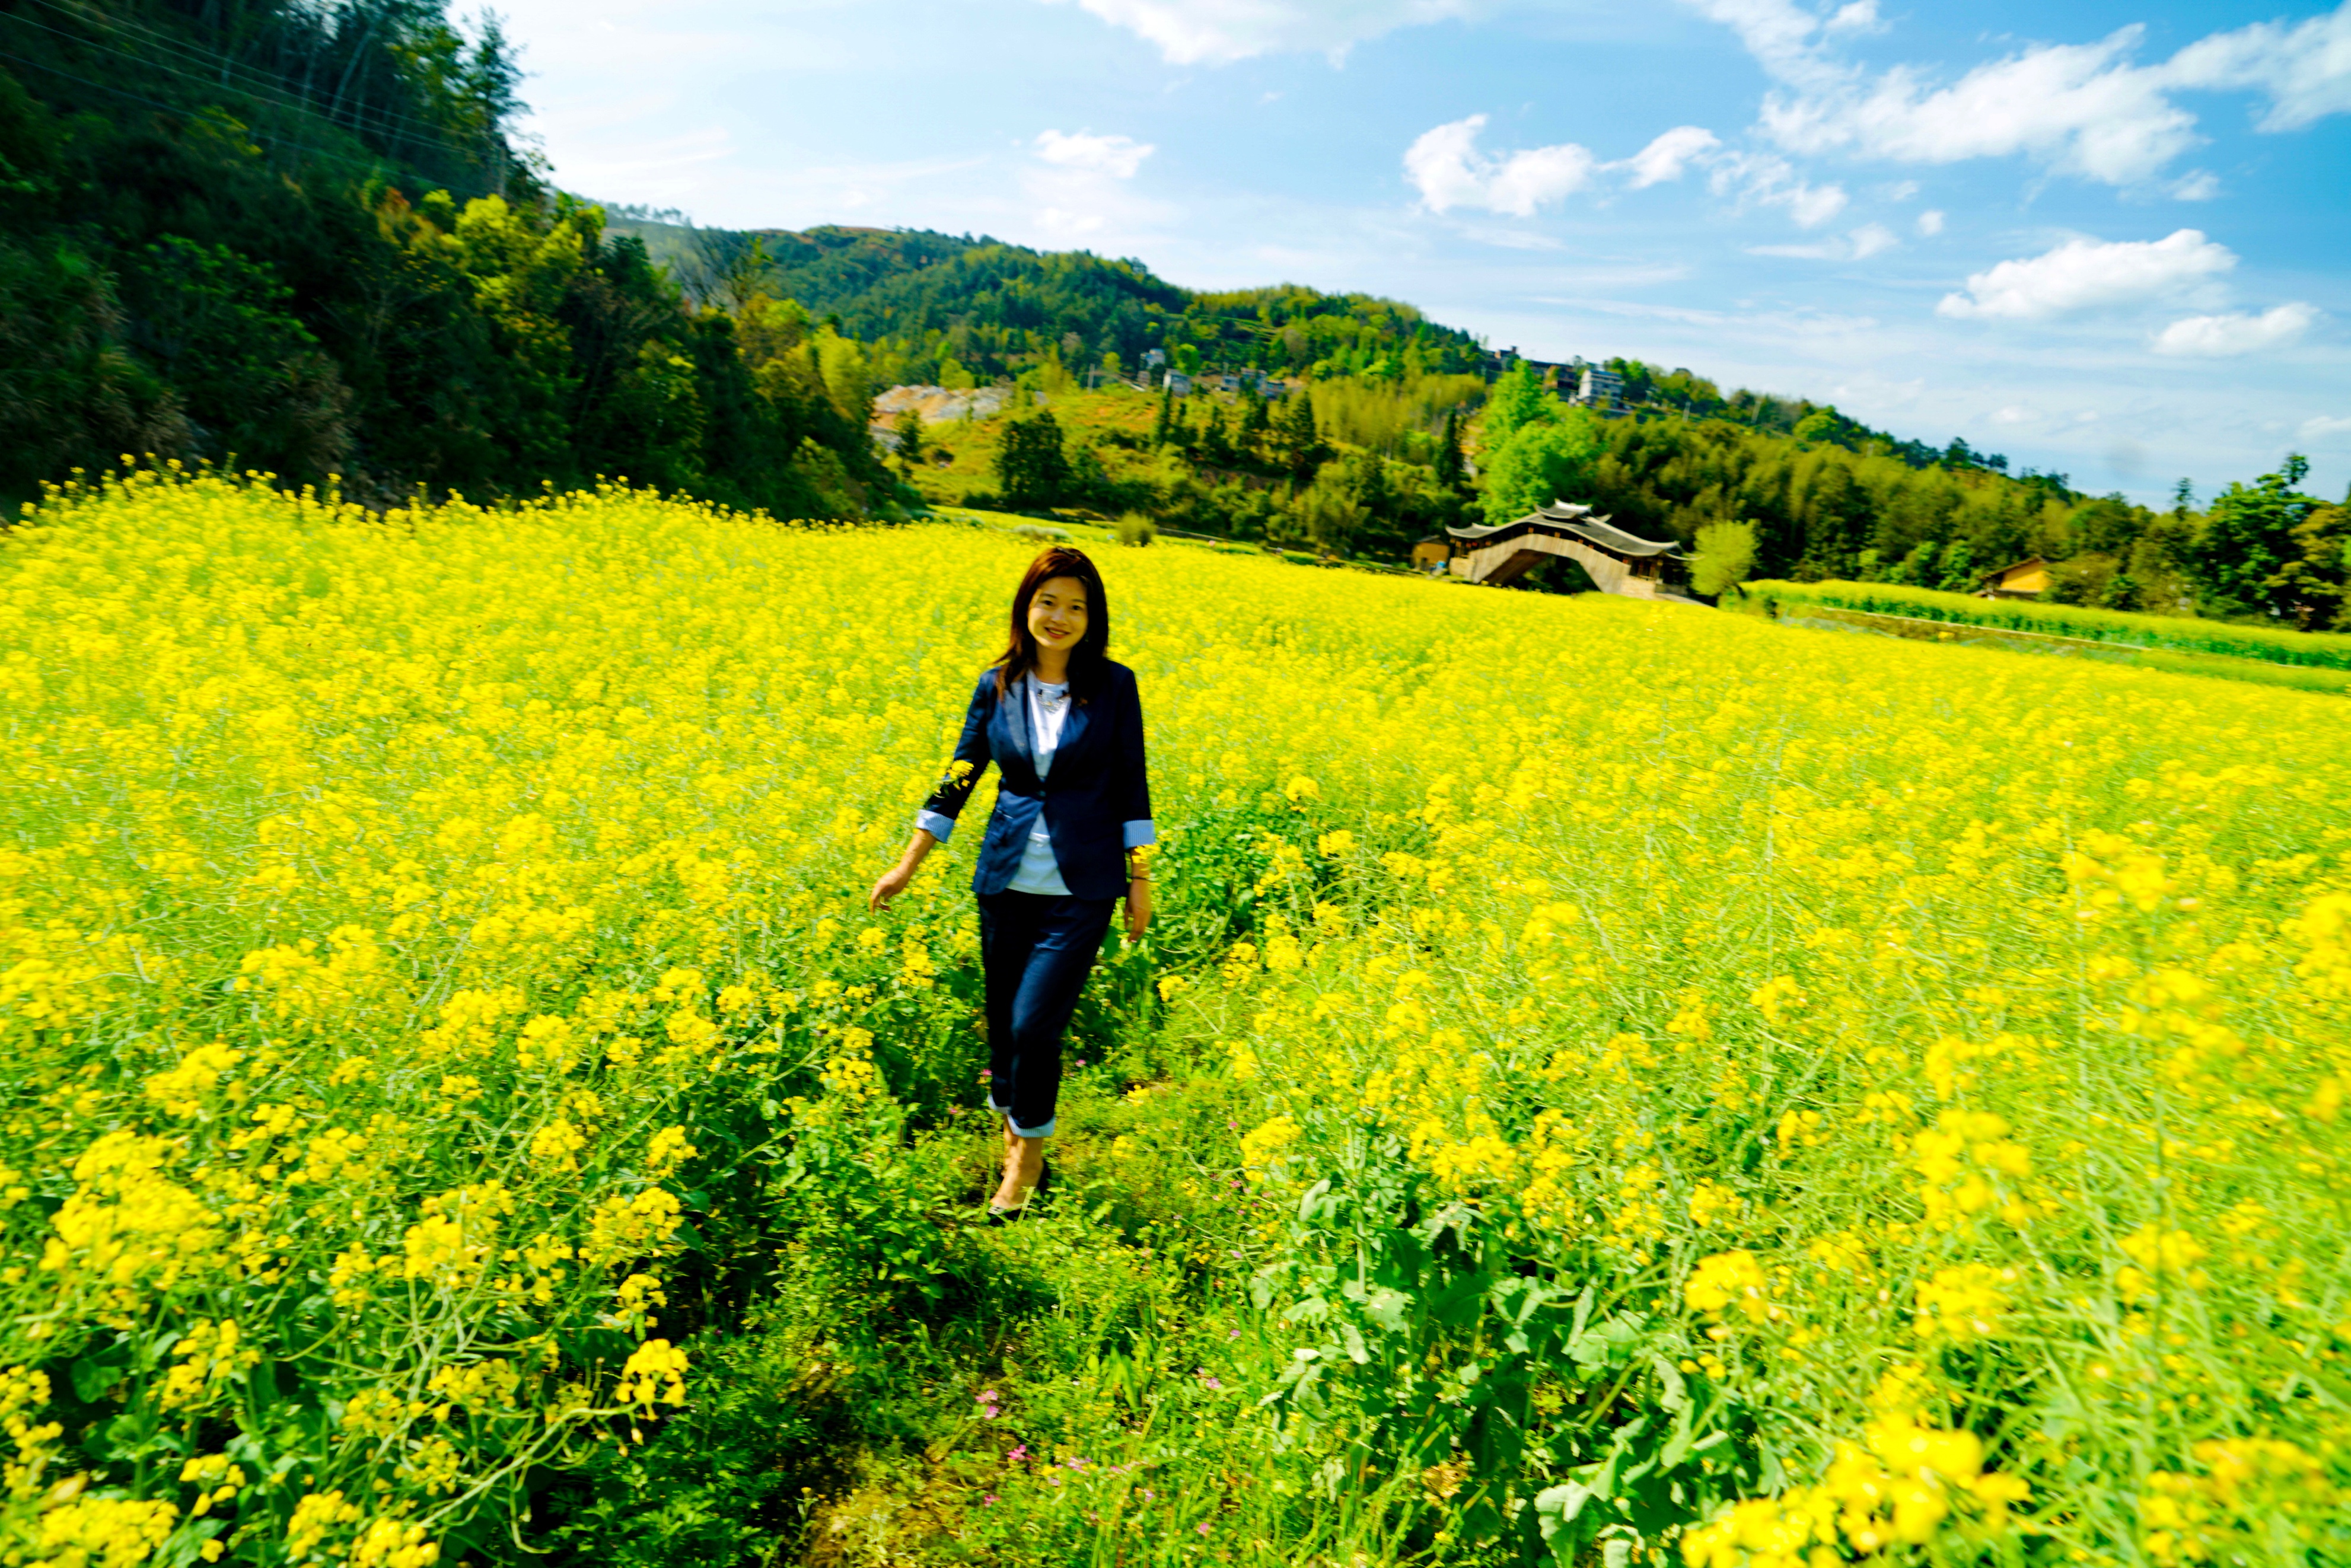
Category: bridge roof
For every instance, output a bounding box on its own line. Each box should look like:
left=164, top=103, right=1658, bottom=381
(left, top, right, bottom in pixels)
left=1446, top=502, right=1681, bottom=559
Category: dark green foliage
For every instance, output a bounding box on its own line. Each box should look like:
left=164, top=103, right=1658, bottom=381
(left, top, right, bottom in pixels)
left=119, top=235, right=355, bottom=474
left=0, top=239, right=193, bottom=496
left=1435, top=407, right=1466, bottom=494
left=601, top=218, right=1488, bottom=390
left=995, top=411, right=1073, bottom=506
left=1275, top=391, right=1324, bottom=482
left=893, top=405, right=926, bottom=473
left=2180, top=455, right=2349, bottom=626
left=0, top=8, right=893, bottom=515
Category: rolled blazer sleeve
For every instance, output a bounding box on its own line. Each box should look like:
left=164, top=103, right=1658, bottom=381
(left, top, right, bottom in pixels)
left=1117, top=667, right=1153, bottom=847
left=916, top=675, right=996, bottom=842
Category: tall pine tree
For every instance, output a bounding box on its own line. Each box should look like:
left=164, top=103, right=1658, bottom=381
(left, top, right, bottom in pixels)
left=1435, top=407, right=1466, bottom=493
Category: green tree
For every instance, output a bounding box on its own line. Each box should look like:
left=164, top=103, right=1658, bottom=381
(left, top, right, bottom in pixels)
left=1796, top=458, right=1869, bottom=580
left=1434, top=407, right=1466, bottom=494
left=1483, top=362, right=1553, bottom=448
left=2183, top=455, right=2321, bottom=617
left=119, top=237, right=353, bottom=480
left=1690, top=521, right=1758, bottom=597
left=1292, top=467, right=1367, bottom=554
left=1200, top=403, right=1235, bottom=467
left=1276, top=393, right=1324, bottom=482
left=893, top=407, right=926, bottom=474
left=1480, top=410, right=1601, bottom=525
left=2276, top=497, right=2351, bottom=629
left=1240, top=389, right=1272, bottom=456
left=995, top=410, right=1071, bottom=506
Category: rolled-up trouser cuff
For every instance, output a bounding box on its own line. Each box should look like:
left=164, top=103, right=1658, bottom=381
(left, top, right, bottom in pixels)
left=989, top=1099, right=1056, bottom=1139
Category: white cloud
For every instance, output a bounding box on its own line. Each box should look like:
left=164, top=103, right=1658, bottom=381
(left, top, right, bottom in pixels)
left=1915, top=208, right=1944, bottom=236
left=1404, top=114, right=1597, bottom=216
left=1033, top=129, right=1155, bottom=178
left=1824, top=0, right=1881, bottom=34
left=2170, top=171, right=2220, bottom=200
left=1848, top=221, right=1898, bottom=258
left=1678, top=0, right=1851, bottom=90
left=1936, top=229, right=2235, bottom=321
left=1022, top=129, right=1172, bottom=243
left=1749, top=221, right=1897, bottom=260
left=1708, top=150, right=1846, bottom=226
left=2152, top=302, right=2320, bottom=357
left=1694, top=1, right=2351, bottom=188
left=1620, top=126, right=1722, bottom=187
left=1761, top=28, right=2199, bottom=185
left=1048, top=0, right=1474, bottom=65
left=2302, top=414, right=2351, bottom=441
left=2166, top=3, right=2351, bottom=130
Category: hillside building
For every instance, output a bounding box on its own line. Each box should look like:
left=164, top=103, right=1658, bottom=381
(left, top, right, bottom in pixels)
left=1576, top=367, right=1625, bottom=412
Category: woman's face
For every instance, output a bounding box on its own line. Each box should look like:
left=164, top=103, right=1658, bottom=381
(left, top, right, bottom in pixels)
left=1026, top=575, right=1090, bottom=660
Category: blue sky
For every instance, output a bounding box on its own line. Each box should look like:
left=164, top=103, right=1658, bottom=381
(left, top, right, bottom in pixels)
left=491, top=0, right=2351, bottom=503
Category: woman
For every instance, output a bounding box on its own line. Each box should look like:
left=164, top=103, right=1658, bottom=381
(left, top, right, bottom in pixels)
left=869, top=546, right=1154, bottom=1222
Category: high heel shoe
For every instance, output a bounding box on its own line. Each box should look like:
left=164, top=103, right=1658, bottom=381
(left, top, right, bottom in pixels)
left=985, top=1159, right=1050, bottom=1226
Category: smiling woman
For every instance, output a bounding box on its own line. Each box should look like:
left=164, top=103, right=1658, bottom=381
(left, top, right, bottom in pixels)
left=868, top=546, right=1155, bottom=1220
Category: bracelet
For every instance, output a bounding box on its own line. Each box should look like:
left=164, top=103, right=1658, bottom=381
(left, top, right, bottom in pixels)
left=1128, top=871, right=1151, bottom=882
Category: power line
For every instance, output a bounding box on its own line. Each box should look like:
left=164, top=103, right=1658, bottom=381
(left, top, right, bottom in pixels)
left=0, top=5, right=471, bottom=165
left=0, top=41, right=490, bottom=190
left=15, top=0, right=490, bottom=151
left=1, top=0, right=496, bottom=167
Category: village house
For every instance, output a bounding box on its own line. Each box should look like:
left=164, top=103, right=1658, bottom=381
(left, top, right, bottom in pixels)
left=1575, top=366, right=1625, bottom=413
left=1976, top=557, right=2049, bottom=599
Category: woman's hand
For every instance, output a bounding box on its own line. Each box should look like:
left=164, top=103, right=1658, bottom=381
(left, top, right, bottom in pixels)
left=1124, top=877, right=1152, bottom=942
left=869, top=862, right=914, bottom=911
left=871, top=830, right=939, bottom=912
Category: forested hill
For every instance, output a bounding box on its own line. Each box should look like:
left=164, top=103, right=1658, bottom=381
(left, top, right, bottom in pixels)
left=0, top=0, right=904, bottom=517
left=600, top=213, right=1488, bottom=388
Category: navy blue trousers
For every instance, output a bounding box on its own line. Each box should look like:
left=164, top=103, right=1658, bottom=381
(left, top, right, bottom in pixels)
left=977, top=890, right=1116, bottom=1137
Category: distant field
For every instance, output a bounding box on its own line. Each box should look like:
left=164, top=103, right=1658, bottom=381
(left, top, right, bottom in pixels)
left=1745, top=578, right=2351, bottom=671
left=1759, top=599, right=2351, bottom=696
left=893, top=381, right=1167, bottom=508
left=6, top=474, right=2347, bottom=1566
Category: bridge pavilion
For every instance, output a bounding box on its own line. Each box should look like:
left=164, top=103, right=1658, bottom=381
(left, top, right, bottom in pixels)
left=1444, top=502, right=1686, bottom=598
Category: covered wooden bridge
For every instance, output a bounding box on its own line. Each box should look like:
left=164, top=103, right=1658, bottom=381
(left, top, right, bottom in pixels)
left=1444, top=502, right=1686, bottom=598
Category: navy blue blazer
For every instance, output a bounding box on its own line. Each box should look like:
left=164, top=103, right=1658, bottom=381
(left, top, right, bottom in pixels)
left=920, top=660, right=1152, bottom=901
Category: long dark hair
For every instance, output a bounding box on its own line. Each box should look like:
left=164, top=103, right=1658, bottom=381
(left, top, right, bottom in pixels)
left=992, top=545, right=1110, bottom=701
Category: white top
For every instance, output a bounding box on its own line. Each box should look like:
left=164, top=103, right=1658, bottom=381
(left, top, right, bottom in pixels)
left=1005, top=677, right=1073, bottom=895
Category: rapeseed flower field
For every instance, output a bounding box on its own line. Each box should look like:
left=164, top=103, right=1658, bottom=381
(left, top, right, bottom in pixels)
left=2, top=471, right=2346, bottom=1567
